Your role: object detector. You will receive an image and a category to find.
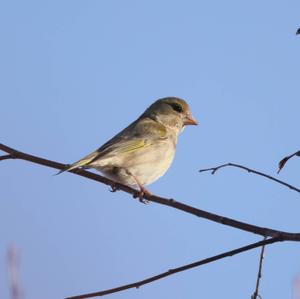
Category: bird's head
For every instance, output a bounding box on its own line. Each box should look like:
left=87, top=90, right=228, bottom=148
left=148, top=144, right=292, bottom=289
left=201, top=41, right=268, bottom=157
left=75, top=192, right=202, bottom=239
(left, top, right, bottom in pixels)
left=143, top=97, right=198, bottom=131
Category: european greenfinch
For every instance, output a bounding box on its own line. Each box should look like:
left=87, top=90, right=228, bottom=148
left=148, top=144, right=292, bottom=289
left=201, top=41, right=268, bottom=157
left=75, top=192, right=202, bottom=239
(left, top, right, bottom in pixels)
left=59, top=97, right=197, bottom=198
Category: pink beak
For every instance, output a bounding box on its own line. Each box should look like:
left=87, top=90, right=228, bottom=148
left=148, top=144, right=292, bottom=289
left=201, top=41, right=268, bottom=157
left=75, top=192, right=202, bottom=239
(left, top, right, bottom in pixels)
left=184, top=114, right=198, bottom=126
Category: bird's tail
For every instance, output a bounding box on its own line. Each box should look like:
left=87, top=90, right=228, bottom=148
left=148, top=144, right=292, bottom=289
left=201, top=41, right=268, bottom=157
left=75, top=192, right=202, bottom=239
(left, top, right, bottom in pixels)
left=56, top=151, right=100, bottom=175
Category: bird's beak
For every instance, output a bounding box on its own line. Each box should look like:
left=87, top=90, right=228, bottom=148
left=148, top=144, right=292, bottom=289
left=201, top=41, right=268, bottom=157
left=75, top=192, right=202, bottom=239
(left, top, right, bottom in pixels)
left=184, top=114, right=198, bottom=126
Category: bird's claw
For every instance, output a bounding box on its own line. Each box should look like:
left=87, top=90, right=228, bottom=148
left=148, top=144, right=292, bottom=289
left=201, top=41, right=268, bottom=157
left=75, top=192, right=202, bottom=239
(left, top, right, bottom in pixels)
left=133, top=187, right=152, bottom=204
left=139, top=197, right=150, bottom=204
left=109, top=183, right=118, bottom=192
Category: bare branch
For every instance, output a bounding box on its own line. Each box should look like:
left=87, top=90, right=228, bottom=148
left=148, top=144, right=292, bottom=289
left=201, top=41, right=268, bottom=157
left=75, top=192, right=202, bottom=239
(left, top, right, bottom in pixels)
left=199, top=162, right=300, bottom=194
left=65, top=237, right=281, bottom=299
left=1, top=143, right=300, bottom=240
left=278, top=150, right=300, bottom=173
left=251, top=237, right=267, bottom=299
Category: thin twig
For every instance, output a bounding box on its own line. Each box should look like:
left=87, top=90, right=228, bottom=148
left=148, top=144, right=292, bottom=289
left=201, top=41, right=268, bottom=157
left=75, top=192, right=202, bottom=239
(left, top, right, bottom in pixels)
left=199, top=163, right=300, bottom=194
left=65, top=237, right=281, bottom=299
left=277, top=150, right=300, bottom=173
left=251, top=237, right=267, bottom=299
left=1, top=143, right=300, bottom=240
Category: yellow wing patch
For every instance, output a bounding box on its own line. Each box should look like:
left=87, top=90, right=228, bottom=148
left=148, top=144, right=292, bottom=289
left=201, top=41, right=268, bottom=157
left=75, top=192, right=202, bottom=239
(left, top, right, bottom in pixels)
left=122, top=139, right=150, bottom=153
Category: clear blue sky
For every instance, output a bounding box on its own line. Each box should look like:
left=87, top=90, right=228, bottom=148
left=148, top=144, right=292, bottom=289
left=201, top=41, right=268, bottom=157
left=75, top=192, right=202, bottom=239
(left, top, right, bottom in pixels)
left=1, top=1, right=300, bottom=298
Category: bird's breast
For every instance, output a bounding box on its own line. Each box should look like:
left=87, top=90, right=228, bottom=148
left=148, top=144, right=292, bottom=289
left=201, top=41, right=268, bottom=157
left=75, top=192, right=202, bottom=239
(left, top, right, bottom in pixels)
left=98, top=139, right=176, bottom=186
left=125, top=140, right=176, bottom=186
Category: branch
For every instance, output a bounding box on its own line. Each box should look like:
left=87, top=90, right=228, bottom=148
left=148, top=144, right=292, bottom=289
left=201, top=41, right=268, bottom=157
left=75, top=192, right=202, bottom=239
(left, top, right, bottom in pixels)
left=251, top=237, right=267, bottom=299
left=199, top=162, right=300, bottom=194
left=1, top=143, right=300, bottom=240
left=277, top=150, right=300, bottom=173
left=65, top=237, right=281, bottom=299
left=0, top=154, right=14, bottom=161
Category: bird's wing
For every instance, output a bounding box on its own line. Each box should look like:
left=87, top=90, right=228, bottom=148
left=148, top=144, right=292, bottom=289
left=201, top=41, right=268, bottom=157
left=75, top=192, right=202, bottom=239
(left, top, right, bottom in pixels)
left=97, top=117, right=167, bottom=155
left=57, top=117, right=168, bottom=174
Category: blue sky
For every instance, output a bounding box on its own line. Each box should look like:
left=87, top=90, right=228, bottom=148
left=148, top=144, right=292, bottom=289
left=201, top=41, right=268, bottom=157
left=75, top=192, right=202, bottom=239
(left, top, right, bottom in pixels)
left=1, top=1, right=300, bottom=298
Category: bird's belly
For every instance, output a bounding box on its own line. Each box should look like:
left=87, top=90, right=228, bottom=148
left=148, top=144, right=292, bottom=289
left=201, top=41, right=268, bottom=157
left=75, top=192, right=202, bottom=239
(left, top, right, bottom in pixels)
left=94, top=142, right=175, bottom=187
left=128, top=150, right=175, bottom=186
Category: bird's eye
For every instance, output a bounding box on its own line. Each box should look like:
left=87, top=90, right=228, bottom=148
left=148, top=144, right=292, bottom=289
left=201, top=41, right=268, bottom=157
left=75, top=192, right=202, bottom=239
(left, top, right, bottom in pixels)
left=171, top=103, right=183, bottom=113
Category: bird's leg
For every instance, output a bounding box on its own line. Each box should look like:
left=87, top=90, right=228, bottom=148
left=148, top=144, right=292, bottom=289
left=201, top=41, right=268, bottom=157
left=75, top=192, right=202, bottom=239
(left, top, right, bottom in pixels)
left=125, top=170, right=151, bottom=204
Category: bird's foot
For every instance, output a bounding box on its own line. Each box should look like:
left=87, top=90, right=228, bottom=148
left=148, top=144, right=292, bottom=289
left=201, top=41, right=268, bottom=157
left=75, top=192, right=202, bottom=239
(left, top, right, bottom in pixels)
left=109, top=183, right=119, bottom=193
left=133, top=186, right=152, bottom=204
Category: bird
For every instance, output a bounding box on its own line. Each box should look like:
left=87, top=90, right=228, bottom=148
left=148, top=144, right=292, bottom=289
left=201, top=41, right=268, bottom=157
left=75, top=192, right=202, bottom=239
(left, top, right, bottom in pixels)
left=58, top=97, right=198, bottom=200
